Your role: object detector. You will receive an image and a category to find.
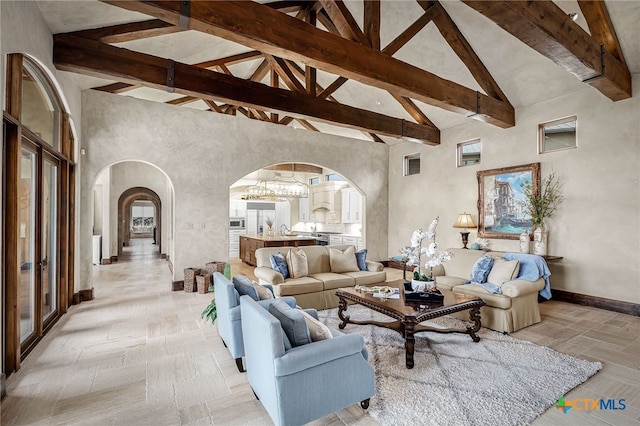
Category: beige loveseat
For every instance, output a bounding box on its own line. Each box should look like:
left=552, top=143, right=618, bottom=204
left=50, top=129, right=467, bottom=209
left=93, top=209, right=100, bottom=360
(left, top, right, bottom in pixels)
left=254, top=245, right=386, bottom=310
left=431, top=248, right=548, bottom=333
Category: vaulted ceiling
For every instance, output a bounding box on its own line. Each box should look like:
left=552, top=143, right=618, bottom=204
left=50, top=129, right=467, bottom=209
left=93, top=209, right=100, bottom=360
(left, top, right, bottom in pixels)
left=38, top=0, right=638, bottom=144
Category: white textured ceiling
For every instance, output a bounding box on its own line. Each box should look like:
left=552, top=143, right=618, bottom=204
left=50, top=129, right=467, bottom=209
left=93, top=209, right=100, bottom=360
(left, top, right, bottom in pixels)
left=35, top=0, right=640, bottom=142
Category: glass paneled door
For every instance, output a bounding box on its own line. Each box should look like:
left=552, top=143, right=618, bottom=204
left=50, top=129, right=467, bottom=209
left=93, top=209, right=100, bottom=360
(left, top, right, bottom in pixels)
left=42, top=156, right=58, bottom=321
left=19, top=140, right=60, bottom=350
left=18, top=147, right=37, bottom=343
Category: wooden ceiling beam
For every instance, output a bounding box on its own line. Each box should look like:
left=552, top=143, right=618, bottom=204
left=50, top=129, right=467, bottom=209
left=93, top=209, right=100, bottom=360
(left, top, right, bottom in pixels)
left=166, top=96, right=198, bottom=106
left=266, top=163, right=324, bottom=174
left=296, top=119, right=320, bottom=132
left=431, top=2, right=509, bottom=103
left=203, top=99, right=223, bottom=113
left=317, top=76, right=348, bottom=99
left=364, top=0, right=381, bottom=50
left=318, top=0, right=369, bottom=46
left=93, top=82, right=140, bottom=93
left=196, top=51, right=262, bottom=69
left=54, top=34, right=440, bottom=143
left=577, top=1, right=627, bottom=68
left=264, top=55, right=306, bottom=93
left=71, top=19, right=182, bottom=43
left=263, top=1, right=311, bottom=14
left=462, top=0, right=631, bottom=101
left=102, top=0, right=514, bottom=128
left=389, top=94, right=438, bottom=129
left=382, top=7, right=439, bottom=56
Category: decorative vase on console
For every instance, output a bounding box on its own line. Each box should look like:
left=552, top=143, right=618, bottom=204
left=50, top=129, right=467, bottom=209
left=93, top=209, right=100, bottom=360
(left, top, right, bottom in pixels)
left=519, top=170, right=563, bottom=258
left=533, top=222, right=548, bottom=256
left=400, top=217, right=453, bottom=294
left=519, top=230, right=530, bottom=254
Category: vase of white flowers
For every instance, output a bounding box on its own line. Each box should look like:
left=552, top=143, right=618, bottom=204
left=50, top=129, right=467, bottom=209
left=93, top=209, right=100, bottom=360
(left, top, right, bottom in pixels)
left=400, top=217, right=453, bottom=293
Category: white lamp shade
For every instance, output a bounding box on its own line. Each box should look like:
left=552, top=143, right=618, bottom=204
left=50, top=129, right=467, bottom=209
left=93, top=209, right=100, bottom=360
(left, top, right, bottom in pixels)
left=453, top=213, right=477, bottom=229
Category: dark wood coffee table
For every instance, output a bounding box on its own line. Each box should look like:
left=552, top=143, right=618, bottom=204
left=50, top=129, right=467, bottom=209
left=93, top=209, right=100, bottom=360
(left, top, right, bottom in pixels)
left=335, top=280, right=486, bottom=369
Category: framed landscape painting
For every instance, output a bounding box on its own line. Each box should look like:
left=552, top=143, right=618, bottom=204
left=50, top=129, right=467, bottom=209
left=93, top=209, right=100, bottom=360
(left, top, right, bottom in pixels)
left=477, top=163, right=540, bottom=239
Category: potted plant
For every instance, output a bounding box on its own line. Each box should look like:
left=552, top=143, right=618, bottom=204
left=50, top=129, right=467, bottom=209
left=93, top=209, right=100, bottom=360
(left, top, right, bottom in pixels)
left=201, top=264, right=232, bottom=325
left=519, top=171, right=563, bottom=255
left=400, top=217, right=452, bottom=292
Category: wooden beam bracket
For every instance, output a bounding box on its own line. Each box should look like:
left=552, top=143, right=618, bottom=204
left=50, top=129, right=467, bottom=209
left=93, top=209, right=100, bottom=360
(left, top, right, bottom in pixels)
left=167, top=59, right=175, bottom=93
left=179, top=0, right=190, bottom=29
left=581, top=44, right=604, bottom=83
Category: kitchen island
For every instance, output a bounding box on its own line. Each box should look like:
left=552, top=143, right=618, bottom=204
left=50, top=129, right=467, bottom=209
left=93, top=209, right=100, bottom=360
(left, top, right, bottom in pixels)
left=239, top=234, right=317, bottom=266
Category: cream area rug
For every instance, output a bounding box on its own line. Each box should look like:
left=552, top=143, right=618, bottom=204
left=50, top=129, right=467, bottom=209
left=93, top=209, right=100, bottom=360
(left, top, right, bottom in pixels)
left=318, top=305, right=601, bottom=426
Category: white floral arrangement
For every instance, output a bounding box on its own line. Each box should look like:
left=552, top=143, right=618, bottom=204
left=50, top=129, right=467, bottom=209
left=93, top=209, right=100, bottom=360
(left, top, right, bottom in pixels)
left=400, top=217, right=453, bottom=281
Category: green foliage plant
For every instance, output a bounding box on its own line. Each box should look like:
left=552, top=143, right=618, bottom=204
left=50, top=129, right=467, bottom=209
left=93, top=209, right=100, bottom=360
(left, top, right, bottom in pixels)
left=201, top=298, right=216, bottom=324
left=203, top=263, right=231, bottom=324
left=520, top=171, right=563, bottom=229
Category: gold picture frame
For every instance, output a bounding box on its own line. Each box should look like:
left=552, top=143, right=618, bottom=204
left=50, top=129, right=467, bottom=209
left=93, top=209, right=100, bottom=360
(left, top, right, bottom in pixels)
left=477, top=163, right=540, bottom=239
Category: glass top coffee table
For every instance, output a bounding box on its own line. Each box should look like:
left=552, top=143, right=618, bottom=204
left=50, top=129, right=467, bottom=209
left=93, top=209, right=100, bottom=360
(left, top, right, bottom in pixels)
left=335, top=279, right=486, bottom=369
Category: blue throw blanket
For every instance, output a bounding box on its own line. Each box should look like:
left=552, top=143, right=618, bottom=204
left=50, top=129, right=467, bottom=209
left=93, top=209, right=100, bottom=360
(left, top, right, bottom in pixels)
left=503, top=252, right=552, bottom=299
left=469, top=253, right=552, bottom=299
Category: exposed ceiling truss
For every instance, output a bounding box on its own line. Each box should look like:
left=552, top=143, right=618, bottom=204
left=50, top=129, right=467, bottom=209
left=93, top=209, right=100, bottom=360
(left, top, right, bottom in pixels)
left=51, top=0, right=631, bottom=145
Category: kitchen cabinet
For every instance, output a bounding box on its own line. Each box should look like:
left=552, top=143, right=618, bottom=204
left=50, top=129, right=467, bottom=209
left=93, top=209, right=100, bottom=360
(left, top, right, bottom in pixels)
left=275, top=201, right=291, bottom=232
left=310, top=182, right=346, bottom=224
left=299, top=197, right=311, bottom=222
left=229, top=200, right=246, bottom=217
left=329, top=235, right=343, bottom=245
left=343, top=236, right=358, bottom=246
left=229, top=229, right=246, bottom=257
left=341, top=187, right=362, bottom=224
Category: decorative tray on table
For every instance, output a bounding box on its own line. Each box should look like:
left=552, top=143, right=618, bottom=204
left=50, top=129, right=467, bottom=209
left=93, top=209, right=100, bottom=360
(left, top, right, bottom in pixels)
left=403, top=281, right=445, bottom=302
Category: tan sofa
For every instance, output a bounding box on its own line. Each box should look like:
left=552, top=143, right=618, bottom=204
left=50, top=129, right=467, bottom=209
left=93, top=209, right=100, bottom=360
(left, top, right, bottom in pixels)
left=254, top=245, right=386, bottom=310
left=431, top=248, right=547, bottom=333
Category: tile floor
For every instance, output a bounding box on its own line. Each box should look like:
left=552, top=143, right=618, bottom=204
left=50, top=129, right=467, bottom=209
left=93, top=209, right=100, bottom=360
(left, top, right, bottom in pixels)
left=1, top=239, right=639, bottom=425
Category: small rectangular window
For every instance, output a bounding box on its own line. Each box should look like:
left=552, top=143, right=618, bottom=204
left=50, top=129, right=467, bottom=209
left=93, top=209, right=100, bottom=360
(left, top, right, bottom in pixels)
left=404, top=153, right=420, bottom=176
left=309, top=177, right=320, bottom=185
left=457, top=139, right=481, bottom=167
left=325, top=173, right=345, bottom=181
left=539, top=116, right=577, bottom=153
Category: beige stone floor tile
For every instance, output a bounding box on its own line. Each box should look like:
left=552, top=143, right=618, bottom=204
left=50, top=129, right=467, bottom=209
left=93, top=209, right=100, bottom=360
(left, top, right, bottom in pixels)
left=113, top=401, right=181, bottom=425
left=3, top=244, right=640, bottom=426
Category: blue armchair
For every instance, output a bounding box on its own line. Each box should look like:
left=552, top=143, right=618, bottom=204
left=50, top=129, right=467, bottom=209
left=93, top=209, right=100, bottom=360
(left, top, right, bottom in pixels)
left=213, top=272, right=296, bottom=372
left=240, top=295, right=375, bottom=426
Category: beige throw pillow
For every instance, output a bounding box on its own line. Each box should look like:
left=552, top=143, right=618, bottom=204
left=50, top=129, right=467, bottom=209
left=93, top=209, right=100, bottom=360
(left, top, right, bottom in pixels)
left=287, top=248, right=308, bottom=278
left=329, top=246, right=359, bottom=273
left=487, top=257, right=520, bottom=285
left=299, top=310, right=333, bottom=342
left=252, top=281, right=274, bottom=300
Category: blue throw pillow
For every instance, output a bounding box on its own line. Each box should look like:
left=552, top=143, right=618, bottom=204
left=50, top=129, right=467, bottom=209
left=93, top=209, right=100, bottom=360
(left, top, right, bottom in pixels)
left=270, top=252, right=289, bottom=279
left=268, top=299, right=311, bottom=347
left=233, top=275, right=259, bottom=301
left=469, top=254, right=494, bottom=284
left=355, top=249, right=368, bottom=271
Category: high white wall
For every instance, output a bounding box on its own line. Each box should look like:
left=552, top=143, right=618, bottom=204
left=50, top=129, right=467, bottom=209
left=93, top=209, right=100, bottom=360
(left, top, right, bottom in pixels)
left=389, top=76, right=640, bottom=304
left=81, top=90, right=389, bottom=288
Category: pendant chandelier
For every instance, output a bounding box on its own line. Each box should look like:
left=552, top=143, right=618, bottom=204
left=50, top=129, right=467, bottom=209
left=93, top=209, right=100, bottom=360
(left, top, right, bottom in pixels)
left=244, top=172, right=309, bottom=200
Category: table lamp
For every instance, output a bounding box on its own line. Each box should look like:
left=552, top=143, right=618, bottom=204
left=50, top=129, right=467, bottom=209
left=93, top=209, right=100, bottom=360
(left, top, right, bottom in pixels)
left=453, top=213, right=477, bottom=249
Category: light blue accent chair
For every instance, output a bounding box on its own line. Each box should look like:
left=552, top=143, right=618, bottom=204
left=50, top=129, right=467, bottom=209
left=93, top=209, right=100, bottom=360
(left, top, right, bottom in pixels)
left=240, top=296, right=375, bottom=426
left=213, top=272, right=296, bottom=372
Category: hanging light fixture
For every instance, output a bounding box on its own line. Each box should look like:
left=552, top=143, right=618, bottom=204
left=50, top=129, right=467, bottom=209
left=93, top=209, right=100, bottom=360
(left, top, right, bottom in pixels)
left=244, top=171, right=309, bottom=200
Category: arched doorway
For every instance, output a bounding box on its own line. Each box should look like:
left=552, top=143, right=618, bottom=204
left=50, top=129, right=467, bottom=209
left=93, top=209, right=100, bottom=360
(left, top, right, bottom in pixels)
left=118, top=187, right=162, bottom=256
left=228, top=162, right=365, bottom=259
